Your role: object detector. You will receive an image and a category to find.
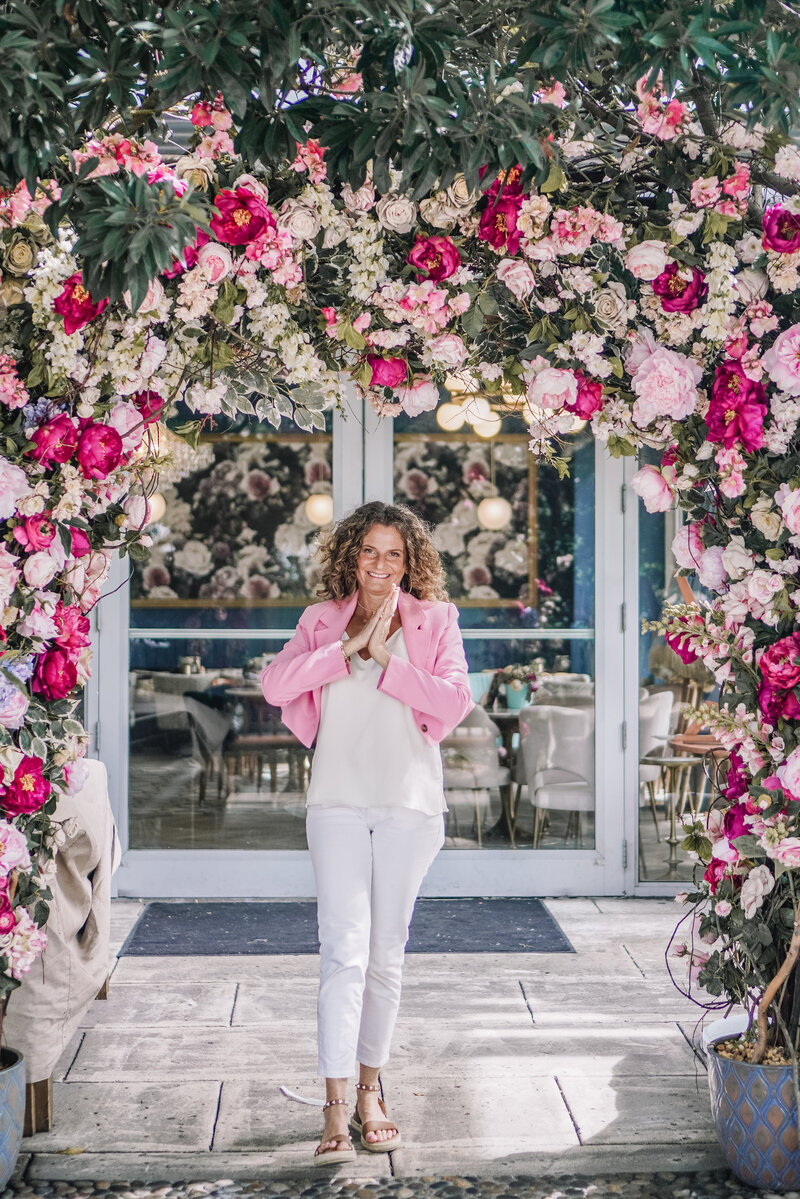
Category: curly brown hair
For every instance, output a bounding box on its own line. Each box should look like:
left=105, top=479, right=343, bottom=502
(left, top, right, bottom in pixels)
left=316, top=501, right=448, bottom=602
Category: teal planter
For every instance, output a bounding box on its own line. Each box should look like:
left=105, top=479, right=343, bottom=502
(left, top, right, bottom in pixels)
left=503, top=685, right=528, bottom=710
left=707, top=1037, right=800, bottom=1191
left=0, top=1049, right=25, bottom=1188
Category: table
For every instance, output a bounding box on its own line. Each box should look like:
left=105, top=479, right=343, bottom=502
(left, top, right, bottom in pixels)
left=640, top=752, right=704, bottom=878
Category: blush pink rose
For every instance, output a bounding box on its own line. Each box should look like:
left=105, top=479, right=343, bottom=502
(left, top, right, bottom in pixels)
left=496, top=258, right=536, bottom=299
left=777, top=746, right=800, bottom=799
left=76, top=423, right=124, bottom=479
left=625, top=240, right=669, bottom=281
left=0, top=688, right=28, bottom=731
left=0, top=459, right=32, bottom=521
left=13, top=513, right=56, bottom=553
left=762, top=325, right=800, bottom=396
left=398, top=379, right=440, bottom=417
left=108, top=402, right=145, bottom=453
left=769, top=837, right=800, bottom=868
left=196, top=241, right=234, bottom=283
left=631, top=464, right=674, bottom=512
left=367, top=356, right=408, bottom=389
left=22, top=551, right=59, bottom=589
left=778, top=486, right=800, bottom=535
left=672, top=522, right=704, bottom=571
left=697, top=545, right=726, bottom=591
left=427, top=334, right=467, bottom=369
left=630, top=346, right=702, bottom=426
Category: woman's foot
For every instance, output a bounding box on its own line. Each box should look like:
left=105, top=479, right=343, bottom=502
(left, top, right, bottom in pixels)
left=314, top=1099, right=356, bottom=1164
left=354, top=1082, right=401, bottom=1151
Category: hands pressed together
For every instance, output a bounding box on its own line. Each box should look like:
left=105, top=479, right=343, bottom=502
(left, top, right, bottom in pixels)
left=343, top=585, right=399, bottom=669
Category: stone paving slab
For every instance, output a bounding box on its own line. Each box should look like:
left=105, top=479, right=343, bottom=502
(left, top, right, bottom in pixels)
left=556, top=1074, right=713, bottom=1145
left=23, top=1083, right=220, bottom=1151
left=111, top=958, right=321, bottom=985
left=79, top=985, right=237, bottom=1028
left=517, top=979, right=700, bottom=1024
left=25, top=1151, right=390, bottom=1182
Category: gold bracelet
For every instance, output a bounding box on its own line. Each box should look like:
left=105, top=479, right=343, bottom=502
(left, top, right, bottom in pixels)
left=339, top=638, right=349, bottom=665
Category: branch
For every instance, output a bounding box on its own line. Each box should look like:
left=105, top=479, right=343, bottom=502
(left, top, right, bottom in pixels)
left=751, top=167, right=800, bottom=198
left=690, top=71, right=719, bottom=140
left=752, top=899, right=800, bottom=1063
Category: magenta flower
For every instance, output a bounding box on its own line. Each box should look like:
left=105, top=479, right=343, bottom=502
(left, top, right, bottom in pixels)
left=210, top=189, right=275, bottom=246
left=29, top=414, right=79, bottom=466
left=367, top=356, right=408, bottom=389
left=762, top=205, right=800, bottom=254
left=705, top=362, right=767, bottom=452
left=76, top=423, right=124, bottom=480
left=53, top=273, right=109, bottom=335
left=652, top=262, right=708, bottom=313
left=478, top=196, right=522, bottom=255
left=407, top=235, right=461, bottom=282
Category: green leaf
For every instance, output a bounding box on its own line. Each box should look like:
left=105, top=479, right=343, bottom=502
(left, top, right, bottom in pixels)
left=540, top=161, right=566, bottom=194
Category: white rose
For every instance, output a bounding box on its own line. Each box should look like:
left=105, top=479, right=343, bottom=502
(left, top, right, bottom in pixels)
left=721, top=536, right=755, bottom=581
left=419, top=195, right=461, bottom=229
left=734, top=269, right=769, bottom=304
left=426, top=334, right=467, bottom=368
left=446, top=175, right=478, bottom=212
left=625, top=240, right=669, bottom=281
left=174, top=156, right=215, bottom=191
left=495, top=258, right=536, bottom=299
left=747, top=568, right=784, bottom=605
left=233, top=174, right=269, bottom=204
left=740, top=864, right=775, bottom=919
left=594, top=282, right=631, bottom=332
left=0, top=746, right=23, bottom=785
left=751, top=496, right=783, bottom=541
left=375, top=194, right=418, bottom=234
left=735, top=232, right=762, bottom=264
left=276, top=199, right=322, bottom=243
left=197, top=241, right=234, bottom=283
left=172, top=540, right=213, bottom=577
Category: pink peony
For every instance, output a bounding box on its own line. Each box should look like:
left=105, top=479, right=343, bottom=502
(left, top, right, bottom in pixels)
left=196, top=241, right=234, bottom=283
left=759, top=633, right=800, bottom=689
left=0, top=688, right=28, bottom=731
left=53, top=602, right=90, bottom=653
left=566, top=374, right=603, bottom=418
left=29, top=414, right=79, bottom=467
left=527, top=367, right=578, bottom=411
left=478, top=196, right=522, bottom=255
left=398, top=379, right=440, bottom=417
left=0, top=356, right=29, bottom=410
left=652, top=262, right=708, bottom=313
left=22, top=551, right=59, bottom=589
left=762, top=324, right=800, bottom=396
left=210, top=189, right=275, bottom=246
left=778, top=747, right=800, bottom=800
left=0, top=821, right=31, bottom=877
left=703, top=858, right=728, bottom=895
left=690, top=176, right=721, bottom=207
left=13, top=513, right=56, bottom=552
left=69, top=527, right=91, bottom=558
left=32, top=648, right=78, bottom=701
left=53, top=273, right=109, bottom=335
left=762, top=205, right=800, bottom=254
left=631, top=464, right=674, bottom=513
left=0, top=459, right=32, bottom=521
left=426, top=334, right=467, bottom=369
left=0, top=756, right=50, bottom=816
left=665, top=614, right=704, bottom=664
left=768, top=837, right=800, bottom=868
left=778, top=486, right=800, bottom=535
left=672, top=522, right=704, bottom=571
left=630, top=346, right=702, bottom=427
left=705, top=361, right=767, bottom=451
left=76, top=423, right=124, bottom=479
left=407, top=236, right=461, bottom=282
left=368, top=356, right=408, bottom=389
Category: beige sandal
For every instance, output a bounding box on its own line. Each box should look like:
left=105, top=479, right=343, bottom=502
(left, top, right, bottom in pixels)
left=350, top=1081, right=402, bottom=1153
left=313, top=1098, right=357, bottom=1167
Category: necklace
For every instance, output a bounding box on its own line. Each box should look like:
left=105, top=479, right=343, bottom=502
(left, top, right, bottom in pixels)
left=356, top=598, right=380, bottom=617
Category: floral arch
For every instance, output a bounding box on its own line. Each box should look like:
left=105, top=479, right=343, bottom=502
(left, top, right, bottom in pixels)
left=2, top=81, right=800, bottom=1061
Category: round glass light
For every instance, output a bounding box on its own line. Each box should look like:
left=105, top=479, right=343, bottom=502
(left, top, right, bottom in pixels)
left=477, top=495, right=512, bottom=530
left=472, top=416, right=500, bottom=439
left=436, top=402, right=467, bottom=430
left=305, top=493, right=334, bottom=526
left=147, top=492, right=167, bottom=525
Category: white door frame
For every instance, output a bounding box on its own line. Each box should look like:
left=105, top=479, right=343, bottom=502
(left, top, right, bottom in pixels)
left=102, top=418, right=630, bottom=897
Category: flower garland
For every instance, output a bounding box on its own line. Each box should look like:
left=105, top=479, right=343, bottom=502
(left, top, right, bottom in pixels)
left=2, top=81, right=800, bottom=1053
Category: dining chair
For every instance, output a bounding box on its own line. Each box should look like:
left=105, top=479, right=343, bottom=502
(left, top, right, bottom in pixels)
left=517, top=704, right=595, bottom=847
left=440, top=705, right=509, bottom=846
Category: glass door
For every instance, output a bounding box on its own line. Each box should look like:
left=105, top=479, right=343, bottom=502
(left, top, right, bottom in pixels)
left=98, top=395, right=627, bottom=897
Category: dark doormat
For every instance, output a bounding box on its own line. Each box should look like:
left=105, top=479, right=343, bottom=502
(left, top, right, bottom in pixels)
left=119, top=898, right=574, bottom=956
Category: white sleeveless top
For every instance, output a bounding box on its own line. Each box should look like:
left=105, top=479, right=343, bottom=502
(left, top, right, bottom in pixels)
left=306, top=628, right=446, bottom=815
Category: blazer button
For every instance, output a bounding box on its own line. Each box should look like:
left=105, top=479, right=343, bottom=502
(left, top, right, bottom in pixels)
left=421, top=723, right=428, bottom=732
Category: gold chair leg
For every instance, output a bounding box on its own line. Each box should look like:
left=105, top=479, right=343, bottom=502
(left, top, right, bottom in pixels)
left=647, top=781, right=661, bottom=840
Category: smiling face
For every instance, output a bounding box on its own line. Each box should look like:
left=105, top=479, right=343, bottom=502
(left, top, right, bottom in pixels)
left=355, top=523, right=407, bottom=607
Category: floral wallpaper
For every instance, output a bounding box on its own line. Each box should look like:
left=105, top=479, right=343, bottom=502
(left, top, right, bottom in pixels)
left=131, top=435, right=331, bottom=602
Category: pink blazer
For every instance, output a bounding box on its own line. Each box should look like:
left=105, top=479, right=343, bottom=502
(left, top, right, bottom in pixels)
left=261, top=590, right=473, bottom=748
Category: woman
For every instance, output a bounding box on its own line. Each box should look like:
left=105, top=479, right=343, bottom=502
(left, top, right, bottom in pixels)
left=261, top=501, right=472, bottom=1165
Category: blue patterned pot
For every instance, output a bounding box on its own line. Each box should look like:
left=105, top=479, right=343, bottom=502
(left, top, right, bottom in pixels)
left=0, top=1048, right=25, bottom=1188
left=707, top=1037, right=800, bottom=1191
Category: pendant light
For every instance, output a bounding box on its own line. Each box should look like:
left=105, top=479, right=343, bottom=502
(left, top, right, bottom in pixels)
left=476, top=444, right=512, bottom=530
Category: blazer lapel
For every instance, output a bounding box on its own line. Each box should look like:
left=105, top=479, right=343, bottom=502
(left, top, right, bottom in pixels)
left=398, top=590, right=433, bottom=667
left=314, top=594, right=358, bottom=646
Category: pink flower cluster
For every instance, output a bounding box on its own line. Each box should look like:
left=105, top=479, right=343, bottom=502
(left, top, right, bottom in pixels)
left=0, top=356, right=29, bottom=410
left=635, top=76, right=689, bottom=141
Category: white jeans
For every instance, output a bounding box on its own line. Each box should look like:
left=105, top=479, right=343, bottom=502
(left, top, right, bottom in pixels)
left=306, top=805, right=445, bottom=1078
